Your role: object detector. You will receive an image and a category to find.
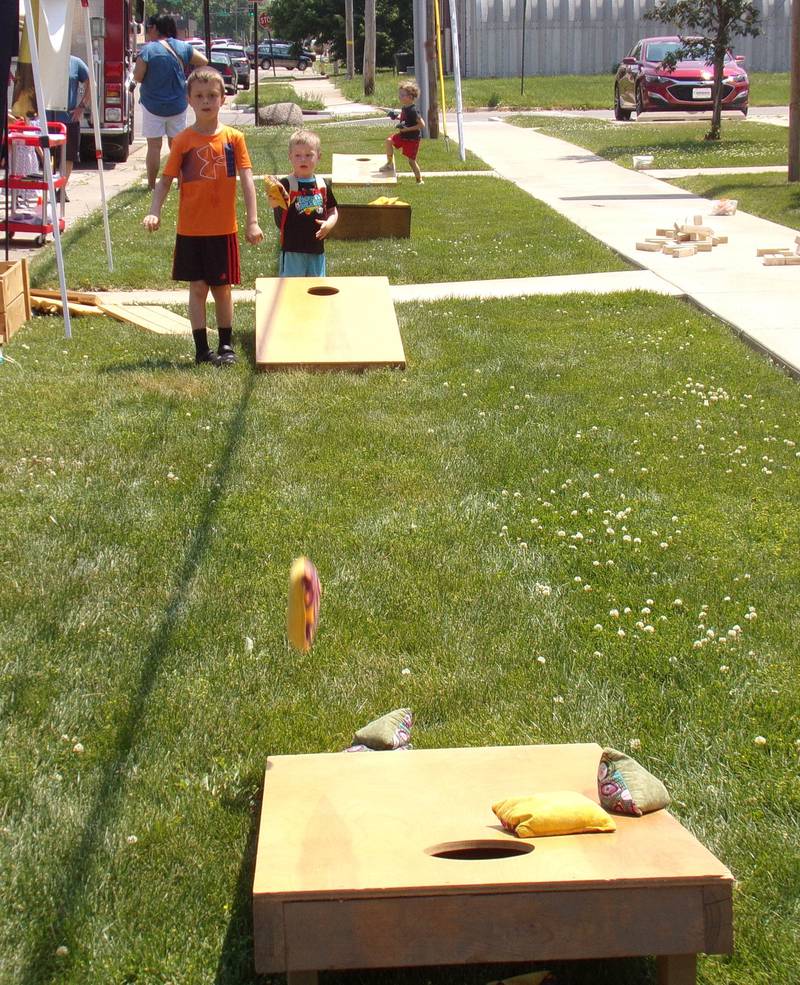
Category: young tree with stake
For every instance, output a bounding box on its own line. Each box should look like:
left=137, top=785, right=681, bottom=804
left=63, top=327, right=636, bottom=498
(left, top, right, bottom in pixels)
left=645, top=0, right=759, bottom=141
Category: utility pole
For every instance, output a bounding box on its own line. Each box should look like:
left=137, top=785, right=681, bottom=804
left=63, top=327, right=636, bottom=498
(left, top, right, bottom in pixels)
left=363, top=0, right=376, bottom=94
left=345, top=0, right=355, bottom=78
left=790, top=0, right=800, bottom=180
left=426, top=0, right=439, bottom=137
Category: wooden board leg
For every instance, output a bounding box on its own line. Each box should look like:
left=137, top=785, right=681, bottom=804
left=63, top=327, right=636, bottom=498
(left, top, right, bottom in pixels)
left=287, top=972, right=318, bottom=985
left=657, top=954, right=697, bottom=985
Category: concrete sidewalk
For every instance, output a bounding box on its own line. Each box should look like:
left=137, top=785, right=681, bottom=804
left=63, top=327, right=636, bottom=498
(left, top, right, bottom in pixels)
left=461, top=119, right=800, bottom=375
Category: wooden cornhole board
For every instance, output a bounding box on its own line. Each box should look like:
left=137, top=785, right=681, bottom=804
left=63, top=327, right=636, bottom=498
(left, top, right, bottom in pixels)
left=328, top=203, right=411, bottom=240
left=331, top=153, right=398, bottom=187
left=253, top=744, right=733, bottom=985
left=255, top=276, right=405, bottom=371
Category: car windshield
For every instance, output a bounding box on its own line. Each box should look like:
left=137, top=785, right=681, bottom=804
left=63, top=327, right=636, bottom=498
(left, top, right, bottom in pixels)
left=644, top=40, right=735, bottom=64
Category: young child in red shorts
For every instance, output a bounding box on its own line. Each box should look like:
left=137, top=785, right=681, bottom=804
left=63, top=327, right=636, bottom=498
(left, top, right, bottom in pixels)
left=380, top=80, right=425, bottom=184
left=142, top=67, right=263, bottom=366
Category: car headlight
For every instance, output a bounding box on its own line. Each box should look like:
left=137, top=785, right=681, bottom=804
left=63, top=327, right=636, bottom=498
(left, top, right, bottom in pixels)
left=644, top=73, right=672, bottom=83
left=730, top=73, right=747, bottom=82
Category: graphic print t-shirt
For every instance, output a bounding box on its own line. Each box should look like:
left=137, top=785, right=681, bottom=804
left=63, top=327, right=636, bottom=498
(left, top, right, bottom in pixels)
left=163, top=126, right=252, bottom=236
left=400, top=104, right=421, bottom=141
left=276, top=176, right=338, bottom=255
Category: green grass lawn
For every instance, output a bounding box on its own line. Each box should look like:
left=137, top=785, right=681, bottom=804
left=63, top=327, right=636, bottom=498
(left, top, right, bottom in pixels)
left=29, top=127, right=627, bottom=292
left=667, top=172, right=800, bottom=232
left=2, top=290, right=799, bottom=985
left=233, top=82, right=325, bottom=111
left=336, top=70, right=789, bottom=111
left=507, top=115, right=789, bottom=169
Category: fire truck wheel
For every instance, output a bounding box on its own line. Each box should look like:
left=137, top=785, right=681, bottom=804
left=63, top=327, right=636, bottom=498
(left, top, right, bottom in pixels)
left=103, top=137, right=130, bottom=163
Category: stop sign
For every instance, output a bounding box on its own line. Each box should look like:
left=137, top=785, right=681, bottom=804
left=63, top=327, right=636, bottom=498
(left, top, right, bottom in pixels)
left=258, top=11, right=270, bottom=28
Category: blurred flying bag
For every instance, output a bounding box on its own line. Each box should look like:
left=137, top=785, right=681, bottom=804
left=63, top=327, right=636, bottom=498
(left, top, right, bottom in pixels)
left=287, top=557, right=321, bottom=651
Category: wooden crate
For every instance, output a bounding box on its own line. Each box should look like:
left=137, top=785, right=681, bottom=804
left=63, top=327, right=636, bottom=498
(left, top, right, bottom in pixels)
left=329, top=204, right=411, bottom=240
left=0, top=260, right=31, bottom=342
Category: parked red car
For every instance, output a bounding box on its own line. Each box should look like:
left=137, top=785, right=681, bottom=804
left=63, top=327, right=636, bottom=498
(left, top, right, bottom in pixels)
left=614, top=37, right=749, bottom=120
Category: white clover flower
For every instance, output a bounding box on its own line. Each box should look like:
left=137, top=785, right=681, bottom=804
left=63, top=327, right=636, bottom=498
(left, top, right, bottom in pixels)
left=753, top=735, right=767, bottom=746
left=537, top=656, right=546, bottom=664
left=635, top=621, right=645, bottom=630
left=629, top=738, right=641, bottom=750
left=692, top=640, right=703, bottom=649
left=624, top=607, right=632, bottom=615
left=584, top=584, right=592, bottom=592
left=593, top=650, right=602, bottom=658
left=574, top=576, right=582, bottom=584
left=660, top=542, right=669, bottom=549
left=593, top=624, right=603, bottom=632
left=556, top=529, right=566, bottom=537
left=72, top=743, right=84, bottom=755
left=720, top=665, right=730, bottom=673
left=126, top=835, right=138, bottom=845
left=55, top=946, right=69, bottom=958
left=606, top=527, right=615, bottom=536
left=553, top=695, right=564, bottom=704
left=643, top=625, right=655, bottom=634
left=617, top=628, right=626, bottom=637
left=244, top=637, right=254, bottom=653
left=401, top=668, right=412, bottom=676
left=609, top=609, right=619, bottom=618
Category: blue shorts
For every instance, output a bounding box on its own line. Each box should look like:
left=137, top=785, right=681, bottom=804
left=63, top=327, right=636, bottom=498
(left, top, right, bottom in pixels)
left=280, top=251, right=326, bottom=277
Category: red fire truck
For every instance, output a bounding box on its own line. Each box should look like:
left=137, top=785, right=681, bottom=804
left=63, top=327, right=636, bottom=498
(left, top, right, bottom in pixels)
left=75, top=0, right=142, bottom=162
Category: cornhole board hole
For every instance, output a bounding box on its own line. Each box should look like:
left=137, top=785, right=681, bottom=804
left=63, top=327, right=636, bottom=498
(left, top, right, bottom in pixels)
left=253, top=743, right=733, bottom=985
left=331, top=153, right=398, bottom=187
left=255, top=276, right=406, bottom=371
left=328, top=203, right=411, bottom=241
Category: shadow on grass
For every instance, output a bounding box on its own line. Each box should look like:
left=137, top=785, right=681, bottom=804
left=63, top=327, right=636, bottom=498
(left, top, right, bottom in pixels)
left=17, top=371, right=257, bottom=985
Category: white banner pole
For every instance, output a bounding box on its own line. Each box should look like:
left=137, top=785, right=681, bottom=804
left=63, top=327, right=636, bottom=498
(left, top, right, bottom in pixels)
left=80, top=0, right=113, bottom=271
left=23, top=0, right=72, bottom=338
left=447, top=0, right=466, bottom=161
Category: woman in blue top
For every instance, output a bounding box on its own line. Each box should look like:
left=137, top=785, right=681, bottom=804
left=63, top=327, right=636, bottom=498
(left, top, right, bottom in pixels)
left=132, top=14, right=207, bottom=188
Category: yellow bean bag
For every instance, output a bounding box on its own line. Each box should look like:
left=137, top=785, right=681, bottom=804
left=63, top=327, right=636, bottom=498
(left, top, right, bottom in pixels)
left=492, top=791, right=616, bottom=838
left=287, top=556, right=321, bottom=652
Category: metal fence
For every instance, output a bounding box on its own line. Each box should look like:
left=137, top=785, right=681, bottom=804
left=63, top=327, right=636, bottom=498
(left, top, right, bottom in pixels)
left=449, top=0, right=790, bottom=76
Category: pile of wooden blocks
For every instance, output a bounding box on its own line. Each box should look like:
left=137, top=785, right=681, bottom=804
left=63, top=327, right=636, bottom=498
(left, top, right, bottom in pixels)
left=29, top=288, right=192, bottom=335
left=636, top=215, right=727, bottom=258
left=757, top=236, right=800, bottom=266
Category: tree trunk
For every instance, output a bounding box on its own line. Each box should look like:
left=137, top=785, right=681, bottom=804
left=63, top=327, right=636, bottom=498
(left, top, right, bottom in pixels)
left=363, top=0, right=376, bottom=95
left=426, top=0, right=439, bottom=137
left=345, top=0, right=355, bottom=80
left=790, top=0, right=800, bottom=179
left=706, top=44, right=726, bottom=141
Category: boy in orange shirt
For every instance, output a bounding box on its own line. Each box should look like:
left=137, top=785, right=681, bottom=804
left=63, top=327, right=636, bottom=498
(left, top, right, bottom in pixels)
left=142, top=67, right=263, bottom=366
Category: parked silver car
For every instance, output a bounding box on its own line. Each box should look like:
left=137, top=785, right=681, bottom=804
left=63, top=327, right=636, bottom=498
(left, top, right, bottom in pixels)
left=210, top=43, right=251, bottom=90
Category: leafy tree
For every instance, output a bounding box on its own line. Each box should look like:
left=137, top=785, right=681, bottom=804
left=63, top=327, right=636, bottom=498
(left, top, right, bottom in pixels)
left=645, top=0, right=759, bottom=141
left=269, top=0, right=412, bottom=68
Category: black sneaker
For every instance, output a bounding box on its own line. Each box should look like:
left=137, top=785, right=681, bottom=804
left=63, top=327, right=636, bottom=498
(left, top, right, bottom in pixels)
left=195, top=349, right=222, bottom=366
left=217, top=344, right=237, bottom=365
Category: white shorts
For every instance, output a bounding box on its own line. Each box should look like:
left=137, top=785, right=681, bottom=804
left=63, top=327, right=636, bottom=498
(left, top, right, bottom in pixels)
left=140, top=104, right=187, bottom=139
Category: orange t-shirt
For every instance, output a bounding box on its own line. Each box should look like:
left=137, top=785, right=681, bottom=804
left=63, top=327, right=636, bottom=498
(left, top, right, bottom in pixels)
left=163, top=126, right=252, bottom=237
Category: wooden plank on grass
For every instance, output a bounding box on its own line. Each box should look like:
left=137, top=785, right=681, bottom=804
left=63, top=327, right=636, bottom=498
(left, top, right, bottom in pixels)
left=30, top=287, right=101, bottom=306
left=98, top=303, right=192, bottom=335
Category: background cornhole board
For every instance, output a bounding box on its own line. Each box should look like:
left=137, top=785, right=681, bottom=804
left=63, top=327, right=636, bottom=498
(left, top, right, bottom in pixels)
left=255, top=276, right=406, bottom=371
left=328, top=204, right=411, bottom=240
left=253, top=743, right=733, bottom=985
left=331, top=154, right=398, bottom=187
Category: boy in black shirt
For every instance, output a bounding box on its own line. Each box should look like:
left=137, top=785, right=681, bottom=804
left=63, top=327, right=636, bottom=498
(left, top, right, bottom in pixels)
left=380, top=80, right=425, bottom=184
left=265, top=130, right=338, bottom=276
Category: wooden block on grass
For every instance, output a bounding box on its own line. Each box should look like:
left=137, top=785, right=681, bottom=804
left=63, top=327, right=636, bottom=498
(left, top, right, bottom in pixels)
left=255, top=276, right=405, bottom=371
left=332, top=154, right=398, bottom=187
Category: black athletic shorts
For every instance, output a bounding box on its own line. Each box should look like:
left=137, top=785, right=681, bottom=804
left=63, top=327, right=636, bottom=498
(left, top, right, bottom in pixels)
left=64, top=121, right=81, bottom=163
left=172, top=232, right=241, bottom=286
